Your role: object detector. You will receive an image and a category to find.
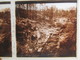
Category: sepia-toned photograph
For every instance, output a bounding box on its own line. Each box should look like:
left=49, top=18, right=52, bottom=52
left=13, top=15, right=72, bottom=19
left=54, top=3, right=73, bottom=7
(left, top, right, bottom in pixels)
left=0, top=3, right=12, bottom=57
left=16, top=2, right=77, bottom=57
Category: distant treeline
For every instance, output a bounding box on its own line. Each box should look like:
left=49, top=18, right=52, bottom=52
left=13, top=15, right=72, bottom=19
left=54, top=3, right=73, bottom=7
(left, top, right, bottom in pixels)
left=0, top=9, right=10, bottom=24
left=16, top=3, right=76, bottom=23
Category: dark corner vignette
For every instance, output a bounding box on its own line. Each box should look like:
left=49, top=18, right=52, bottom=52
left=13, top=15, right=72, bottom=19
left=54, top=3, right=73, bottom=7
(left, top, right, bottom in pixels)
left=16, top=0, right=77, bottom=57
left=0, top=2, right=12, bottom=57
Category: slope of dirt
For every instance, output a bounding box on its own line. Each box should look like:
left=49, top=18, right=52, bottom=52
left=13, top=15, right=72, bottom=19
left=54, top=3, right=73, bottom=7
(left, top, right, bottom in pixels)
left=17, top=17, right=76, bottom=57
left=0, top=9, right=11, bottom=57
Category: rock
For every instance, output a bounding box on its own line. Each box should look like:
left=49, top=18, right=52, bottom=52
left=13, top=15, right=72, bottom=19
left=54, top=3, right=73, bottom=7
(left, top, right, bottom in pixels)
left=37, top=48, right=42, bottom=52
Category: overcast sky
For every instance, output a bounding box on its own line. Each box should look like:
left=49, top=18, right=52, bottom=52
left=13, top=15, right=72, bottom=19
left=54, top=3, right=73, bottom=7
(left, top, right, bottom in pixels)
left=36, top=3, right=76, bottom=10
left=0, top=3, right=76, bottom=10
left=0, top=4, right=10, bottom=10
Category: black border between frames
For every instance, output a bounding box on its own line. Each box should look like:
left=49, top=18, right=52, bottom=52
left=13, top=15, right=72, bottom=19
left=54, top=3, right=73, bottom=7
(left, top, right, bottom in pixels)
left=16, top=0, right=77, bottom=4
left=0, top=2, right=10, bottom=4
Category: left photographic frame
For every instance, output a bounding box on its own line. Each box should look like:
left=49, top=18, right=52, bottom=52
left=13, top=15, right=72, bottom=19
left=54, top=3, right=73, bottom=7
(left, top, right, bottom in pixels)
left=0, top=2, right=12, bottom=57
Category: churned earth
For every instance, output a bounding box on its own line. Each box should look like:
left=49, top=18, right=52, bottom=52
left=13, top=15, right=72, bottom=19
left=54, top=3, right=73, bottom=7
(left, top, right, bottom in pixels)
left=17, top=17, right=76, bottom=57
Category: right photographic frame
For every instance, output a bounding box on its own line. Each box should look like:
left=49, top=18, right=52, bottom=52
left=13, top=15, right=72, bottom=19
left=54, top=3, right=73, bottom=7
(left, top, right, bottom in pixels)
left=16, top=0, right=77, bottom=57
